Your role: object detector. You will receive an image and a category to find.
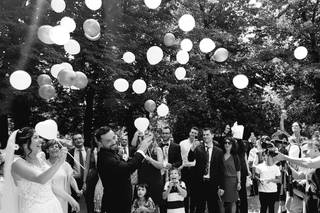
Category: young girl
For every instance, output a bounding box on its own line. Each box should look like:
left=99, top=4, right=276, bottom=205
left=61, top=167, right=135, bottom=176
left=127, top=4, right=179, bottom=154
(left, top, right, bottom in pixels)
left=131, top=183, right=156, bottom=213
left=163, top=168, right=187, bottom=213
left=254, top=151, right=281, bottom=213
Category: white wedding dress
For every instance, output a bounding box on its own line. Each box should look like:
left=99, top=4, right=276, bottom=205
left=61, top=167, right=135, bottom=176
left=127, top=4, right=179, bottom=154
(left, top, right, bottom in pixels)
left=13, top=157, right=63, bottom=213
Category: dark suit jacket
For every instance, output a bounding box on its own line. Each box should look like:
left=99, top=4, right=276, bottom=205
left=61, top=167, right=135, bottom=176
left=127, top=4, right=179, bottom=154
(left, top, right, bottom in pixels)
left=188, top=143, right=224, bottom=189
left=97, top=148, right=144, bottom=213
left=167, top=142, right=182, bottom=168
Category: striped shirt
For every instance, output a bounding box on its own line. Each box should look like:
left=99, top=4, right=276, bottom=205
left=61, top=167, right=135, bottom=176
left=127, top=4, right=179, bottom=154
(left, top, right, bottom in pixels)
left=164, top=181, right=186, bottom=211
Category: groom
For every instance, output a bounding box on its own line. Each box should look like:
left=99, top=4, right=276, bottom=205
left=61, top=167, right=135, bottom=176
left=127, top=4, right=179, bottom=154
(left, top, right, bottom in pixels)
left=95, top=126, right=153, bottom=213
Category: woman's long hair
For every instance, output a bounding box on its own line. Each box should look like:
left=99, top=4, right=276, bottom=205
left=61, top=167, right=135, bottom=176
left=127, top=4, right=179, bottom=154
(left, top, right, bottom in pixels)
left=14, top=127, right=35, bottom=158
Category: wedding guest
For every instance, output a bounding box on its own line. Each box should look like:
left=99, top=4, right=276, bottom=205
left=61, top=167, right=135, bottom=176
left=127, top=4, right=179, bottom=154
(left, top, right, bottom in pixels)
left=138, top=133, right=163, bottom=209
left=45, top=140, right=80, bottom=213
left=163, top=168, right=187, bottom=213
left=131, top=183, right=156, bottom=213
left=179, top=126, right=199, bottom=213
left=221, top=137, right=241, bottom=213
left=66, top=133, right=88, bottom=208
left=187, top=128, right=224, bottom=213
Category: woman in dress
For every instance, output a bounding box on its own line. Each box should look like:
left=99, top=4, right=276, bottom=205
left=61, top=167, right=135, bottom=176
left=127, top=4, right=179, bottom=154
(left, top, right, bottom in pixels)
left=221, top=137, right=241, bottom=213
left=45, top=140, right=81, bottom=213
left=137, top=134, right=163, bottom=210
left=83, top=136, right=103, bottom=213
left=0, top=127, right=78, bottom=213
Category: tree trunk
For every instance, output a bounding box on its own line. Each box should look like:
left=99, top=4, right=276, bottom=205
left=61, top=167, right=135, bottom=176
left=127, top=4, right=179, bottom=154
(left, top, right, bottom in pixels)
left=11, top=95, right=31, bottom=129
left=83, top=87, right=95, bottom=147
left=0, top=114, right=8, bottom=148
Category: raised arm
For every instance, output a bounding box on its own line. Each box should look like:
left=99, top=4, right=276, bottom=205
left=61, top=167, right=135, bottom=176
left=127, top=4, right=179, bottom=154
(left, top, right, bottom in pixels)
left=12, top=148, right=67, bottom=184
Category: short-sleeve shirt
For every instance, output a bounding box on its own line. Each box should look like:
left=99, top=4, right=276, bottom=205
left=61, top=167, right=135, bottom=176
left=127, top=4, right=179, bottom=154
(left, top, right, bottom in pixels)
left=255, top=162, right=280, bottom=193
left=164, top=181, right=186, bottom=210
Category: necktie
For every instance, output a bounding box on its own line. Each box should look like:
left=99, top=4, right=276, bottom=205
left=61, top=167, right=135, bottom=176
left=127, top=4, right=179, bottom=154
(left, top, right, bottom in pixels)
left=205, top=146, right=210, bottom=175
left=123, top=146, right=127, bottom=155
left=78, top=149, right=84, bottom=178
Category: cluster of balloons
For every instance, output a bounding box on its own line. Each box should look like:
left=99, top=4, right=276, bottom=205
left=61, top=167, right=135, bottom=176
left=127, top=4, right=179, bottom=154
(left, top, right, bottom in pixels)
left=144, top=99, right=169, bottom=116
left=113, top=78, right=147, bottom=94
left=37, top=74, right=56, bottom=100
left=37, top=16, right=81, bottom=55
left=9, top=70, right=32, bottom=90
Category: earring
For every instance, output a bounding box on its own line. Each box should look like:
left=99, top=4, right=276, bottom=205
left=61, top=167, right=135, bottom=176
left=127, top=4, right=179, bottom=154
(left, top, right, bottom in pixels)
left=14, top=144, right=19, bottom=150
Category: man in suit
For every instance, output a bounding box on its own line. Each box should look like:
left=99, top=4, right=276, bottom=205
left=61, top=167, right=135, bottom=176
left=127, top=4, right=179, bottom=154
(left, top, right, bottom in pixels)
left=188, top=127, right=224, bottom=213
left=118, top=133, right=136, bottom=161
left=159, top=126, right=182, bottom=213
left=95, top=126, right=153, bottom=213
left=67, top=133, right=88, bottom=212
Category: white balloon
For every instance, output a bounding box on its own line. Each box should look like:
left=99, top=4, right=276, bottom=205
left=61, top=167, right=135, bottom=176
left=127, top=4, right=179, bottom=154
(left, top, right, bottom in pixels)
left=60, top=17, right=76, bottom=33
left=85, top=0, right=102, bottom=10
left=50, top=64, right=64, bottom=78
left=199, top=38, right=216, bottom=53
left=178, top=14, right=195, bottom=32
left=175, top=67, right=186, bottom=80
left=114, top=78, right=129, bottom=92
left=176, top=50, right=189, bottom=64
left=49, top=25, right=70, bottom=45
left=37, top=25, right=54, bottom=44
left=147, top=46, right=163, bottom=65
left=73, top=72, right=88, bottom=89
left=83, top=19, right=101, bottom=38
left=164, top=33, right=176, bottom=46
left=213, top=48, right=229, bottom=62
left=233, top=74, right=249, bottom=89
left=180, top=38, right=193, bottom=52
left=35, top=119, right=58, bottom=140
left=134, top=117, right=150, bottom=132
left=294, top=46, right=308, bottom=60
left=9, top=70, right=32, bottom=90
left=64, top=39, right=81, bottom=55
left=157, top=103, right=169, bottom=117
left=57, top=69, right=76, bottom=87
left=144, top=0, right=161, bottom=9
left=51, top=0, right=66, bottom=13
left=123, top=52, right=135, bottom=63
left=38, top=84, right=56, bottom=100
left=132, top=79, right=147, bottom=94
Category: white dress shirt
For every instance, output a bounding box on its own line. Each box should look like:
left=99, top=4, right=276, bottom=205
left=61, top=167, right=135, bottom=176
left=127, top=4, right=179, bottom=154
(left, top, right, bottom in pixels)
left=73, top=146, right=87, bottom=178
left=203, top=144, right=213, bottom=179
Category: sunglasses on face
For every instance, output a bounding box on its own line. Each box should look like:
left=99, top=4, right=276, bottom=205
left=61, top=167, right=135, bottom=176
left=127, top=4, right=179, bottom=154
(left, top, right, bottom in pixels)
left=224, top=142, right=232, bottom=145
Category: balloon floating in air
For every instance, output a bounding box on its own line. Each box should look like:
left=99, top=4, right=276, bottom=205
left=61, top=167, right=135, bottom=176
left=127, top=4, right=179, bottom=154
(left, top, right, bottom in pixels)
left=132, top=79, right=147, bottom=94
left=233, top=74, right=249, bottom=89
left=10, top=70, right=32, bottom=90
left=178, top=14, right=195, bottom=32
left=114, top=78, right=129, bottom=92
left=39, top=84, right=56, bottom=100
left=144, top=100, right=156, bottom=113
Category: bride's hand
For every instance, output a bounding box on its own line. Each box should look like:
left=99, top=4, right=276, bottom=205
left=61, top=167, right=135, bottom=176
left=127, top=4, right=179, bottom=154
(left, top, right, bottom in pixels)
left=70, top=199, right=80, bottom=212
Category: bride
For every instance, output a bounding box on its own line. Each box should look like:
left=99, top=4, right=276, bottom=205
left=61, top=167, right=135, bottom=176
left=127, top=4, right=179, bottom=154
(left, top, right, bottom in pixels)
left=0, top=127, right=78, bottom=213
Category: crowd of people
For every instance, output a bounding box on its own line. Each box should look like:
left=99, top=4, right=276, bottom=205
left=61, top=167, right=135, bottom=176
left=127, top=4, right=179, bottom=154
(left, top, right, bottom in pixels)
left=1, top=121, right=320, bottom=213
